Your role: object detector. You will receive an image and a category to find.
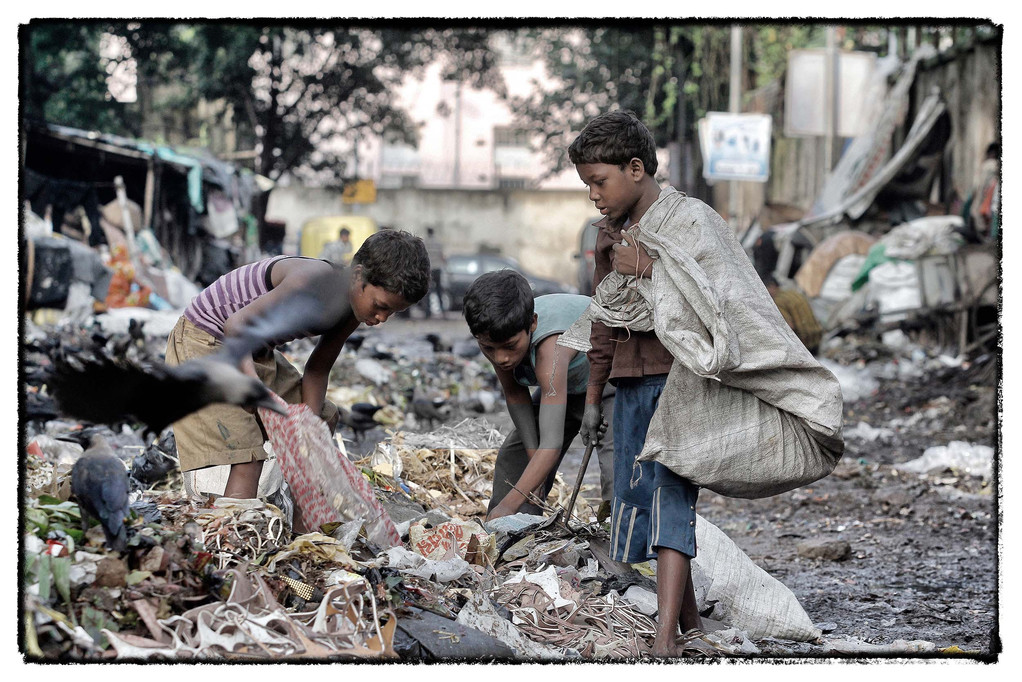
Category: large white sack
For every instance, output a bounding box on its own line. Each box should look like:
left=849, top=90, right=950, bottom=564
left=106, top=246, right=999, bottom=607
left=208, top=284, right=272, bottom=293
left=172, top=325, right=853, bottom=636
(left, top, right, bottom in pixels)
left=637, top=367, right=839, bottom=498
left=560, top=188, right=843, bottom=498
left=868, top=260, right=921, bottom=322
left=693, top=514, right=821, bottom=642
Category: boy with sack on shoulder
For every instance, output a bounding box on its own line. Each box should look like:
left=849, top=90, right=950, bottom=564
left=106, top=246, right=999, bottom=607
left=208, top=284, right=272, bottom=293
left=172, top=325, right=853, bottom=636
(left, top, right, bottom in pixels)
left=564, top=110, right=844, bottom=657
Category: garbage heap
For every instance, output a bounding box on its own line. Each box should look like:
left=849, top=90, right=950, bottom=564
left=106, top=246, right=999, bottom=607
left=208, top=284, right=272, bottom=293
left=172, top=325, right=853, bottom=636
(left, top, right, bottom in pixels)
left=22, top=311, right=830, bottom=662
left=24, top=395, right=836, bottom=662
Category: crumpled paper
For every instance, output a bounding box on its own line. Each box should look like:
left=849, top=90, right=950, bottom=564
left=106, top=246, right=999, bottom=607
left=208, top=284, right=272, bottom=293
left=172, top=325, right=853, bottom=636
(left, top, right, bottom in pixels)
left=455, top=591, right=576, bottom=660
left=102, top=566, right=396, bottom=660
left=501, top=565, right=577, bottom=615
left=408, top=519, right=496, bottom=565
left=264, top=532, right=359, bottom=573
left=383, top=546, right=472, bottom=582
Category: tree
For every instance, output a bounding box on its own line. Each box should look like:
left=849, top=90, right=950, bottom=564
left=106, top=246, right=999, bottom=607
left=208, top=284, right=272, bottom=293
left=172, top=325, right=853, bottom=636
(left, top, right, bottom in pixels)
left=198, top=24, right=504, bottom=185
left=22, top=21, right=505, bottom=186
left=508, top=23, right=831, bottom=188
left=21, top=22, right=137, bottom=134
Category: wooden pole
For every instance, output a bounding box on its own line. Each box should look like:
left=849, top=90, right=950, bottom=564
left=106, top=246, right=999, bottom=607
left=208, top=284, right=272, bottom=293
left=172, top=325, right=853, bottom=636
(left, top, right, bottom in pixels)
left=114, top=176, right=137, bottom=259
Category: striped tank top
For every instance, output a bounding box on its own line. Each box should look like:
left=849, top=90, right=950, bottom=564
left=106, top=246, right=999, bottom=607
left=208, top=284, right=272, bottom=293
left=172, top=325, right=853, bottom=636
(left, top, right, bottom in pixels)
left=183, top=255, right=288, bottom=339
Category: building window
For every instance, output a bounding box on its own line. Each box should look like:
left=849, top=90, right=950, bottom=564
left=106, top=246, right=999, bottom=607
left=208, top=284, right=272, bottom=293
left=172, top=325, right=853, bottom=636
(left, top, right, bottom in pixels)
left=494, top=126, right=529, bottom=147
left=498, top=177, right=527, bottom=190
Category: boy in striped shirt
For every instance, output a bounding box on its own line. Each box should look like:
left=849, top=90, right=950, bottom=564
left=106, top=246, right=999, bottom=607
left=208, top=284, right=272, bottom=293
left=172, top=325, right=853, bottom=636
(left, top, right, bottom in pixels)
left=165, top=230, right=429, bottom=508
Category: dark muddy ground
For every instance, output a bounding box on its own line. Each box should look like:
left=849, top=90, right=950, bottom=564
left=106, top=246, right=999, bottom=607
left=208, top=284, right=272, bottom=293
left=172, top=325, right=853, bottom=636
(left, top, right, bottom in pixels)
left=374, top=317, right=1001, bottom=655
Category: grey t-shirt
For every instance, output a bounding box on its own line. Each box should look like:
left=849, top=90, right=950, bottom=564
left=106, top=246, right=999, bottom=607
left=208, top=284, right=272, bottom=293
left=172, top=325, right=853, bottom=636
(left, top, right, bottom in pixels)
left=513, top=294, right=591, bottom=394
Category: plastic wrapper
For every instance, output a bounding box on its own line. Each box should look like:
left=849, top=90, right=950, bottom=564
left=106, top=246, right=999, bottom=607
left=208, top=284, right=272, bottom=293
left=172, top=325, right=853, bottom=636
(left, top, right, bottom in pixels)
left=408, top=519, right=494, bottom=564
left=259, top=393, right=401, bottom=548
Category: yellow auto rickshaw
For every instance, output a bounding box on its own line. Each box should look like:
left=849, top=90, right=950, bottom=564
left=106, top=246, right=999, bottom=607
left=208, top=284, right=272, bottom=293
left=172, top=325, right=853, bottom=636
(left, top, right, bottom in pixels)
left=298, top=216, right=378, bottom=264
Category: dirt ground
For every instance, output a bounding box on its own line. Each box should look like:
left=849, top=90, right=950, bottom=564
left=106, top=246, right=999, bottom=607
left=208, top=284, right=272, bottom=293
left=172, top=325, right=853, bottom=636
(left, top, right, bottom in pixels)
left=376, top=315, right=1001, bottom=655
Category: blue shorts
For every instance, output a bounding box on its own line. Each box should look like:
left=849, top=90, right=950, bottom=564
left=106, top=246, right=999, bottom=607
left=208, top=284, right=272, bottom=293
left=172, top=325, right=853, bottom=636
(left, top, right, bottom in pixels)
left=609, top=375, right=699, bottom=562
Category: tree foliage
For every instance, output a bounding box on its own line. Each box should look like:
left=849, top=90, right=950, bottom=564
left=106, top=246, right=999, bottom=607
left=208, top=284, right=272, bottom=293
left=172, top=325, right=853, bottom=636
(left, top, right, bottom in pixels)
left=508, top=23, right=833, bottom=179
left=22, top=22, right=137, bottom=135
left=22, top=21, right=505, bottom=186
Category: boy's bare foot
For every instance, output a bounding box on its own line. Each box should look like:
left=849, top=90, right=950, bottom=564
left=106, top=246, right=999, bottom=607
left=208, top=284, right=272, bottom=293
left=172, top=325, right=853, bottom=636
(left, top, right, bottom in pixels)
left=651, top=635, right=679, bottom=657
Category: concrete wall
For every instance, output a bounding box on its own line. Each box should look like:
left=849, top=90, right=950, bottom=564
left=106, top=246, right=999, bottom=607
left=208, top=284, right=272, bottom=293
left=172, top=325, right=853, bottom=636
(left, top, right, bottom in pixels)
left=266, top=186, right=598, bottom=286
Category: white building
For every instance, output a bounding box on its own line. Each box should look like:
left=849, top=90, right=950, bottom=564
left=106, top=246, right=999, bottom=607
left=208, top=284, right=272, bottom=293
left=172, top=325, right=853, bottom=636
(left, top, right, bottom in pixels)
left=352, top=34, right=584, bottom=192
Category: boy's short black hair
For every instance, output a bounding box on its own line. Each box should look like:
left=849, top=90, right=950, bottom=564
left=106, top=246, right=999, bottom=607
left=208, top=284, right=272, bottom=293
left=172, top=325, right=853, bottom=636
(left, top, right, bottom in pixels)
left=351, top=230, right=430, bottom=303
left=339, top=228, right=350, bottom=237
left=463, top=269, right=534, bottom=341
left=568, top=110, right=658, bottom=176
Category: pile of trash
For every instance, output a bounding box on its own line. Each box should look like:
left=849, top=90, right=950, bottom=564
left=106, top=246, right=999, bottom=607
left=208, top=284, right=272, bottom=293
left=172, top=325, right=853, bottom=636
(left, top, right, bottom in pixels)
left=818, top=332, right=996, bottom=472
left=358, top=420, right=597, bottom=521
left=26, top=310, right=995, bottom=661
left=23, top=375, right=831, bottom=662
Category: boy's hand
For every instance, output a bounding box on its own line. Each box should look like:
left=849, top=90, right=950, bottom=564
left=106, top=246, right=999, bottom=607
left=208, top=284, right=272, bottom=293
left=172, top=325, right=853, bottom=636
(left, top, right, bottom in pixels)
left=580, top=404, right=606, bottom=446
left=486, top=501, right=517, bottom=522
left=239, top=355, right=259, bottom=379
left=612, top=238, right=655, bottom=278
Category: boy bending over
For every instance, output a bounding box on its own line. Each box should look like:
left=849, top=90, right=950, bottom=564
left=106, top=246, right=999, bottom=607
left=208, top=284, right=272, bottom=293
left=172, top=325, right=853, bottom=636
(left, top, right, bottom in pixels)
left=462, top=270, right=615, bottom=521
left=166, top=230, right=429, bottom=506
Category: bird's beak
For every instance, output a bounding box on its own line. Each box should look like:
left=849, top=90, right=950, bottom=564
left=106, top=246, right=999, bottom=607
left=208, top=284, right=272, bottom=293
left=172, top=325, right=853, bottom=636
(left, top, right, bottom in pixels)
left=256, top=397, right=289, bottom=416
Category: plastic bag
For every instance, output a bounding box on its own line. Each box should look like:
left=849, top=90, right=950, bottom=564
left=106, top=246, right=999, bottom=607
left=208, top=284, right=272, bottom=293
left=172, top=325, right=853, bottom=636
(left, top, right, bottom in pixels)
left=408, top=519, right=492, bottom=564
left=896, top=441, right=993, bottom=479
left=693, top=514, right=821, bottom=641
left=258, top=393, right=400, bottom=548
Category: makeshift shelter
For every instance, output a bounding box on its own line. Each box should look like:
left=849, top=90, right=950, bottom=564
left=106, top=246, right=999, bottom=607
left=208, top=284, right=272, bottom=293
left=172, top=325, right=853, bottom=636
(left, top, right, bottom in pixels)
left=22, top=120, right=274, bottom=286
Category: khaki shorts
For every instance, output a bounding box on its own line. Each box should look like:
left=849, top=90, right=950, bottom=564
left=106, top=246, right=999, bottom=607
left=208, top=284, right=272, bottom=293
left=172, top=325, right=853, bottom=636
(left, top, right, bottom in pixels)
left=165, top=316, right=338, bottom=473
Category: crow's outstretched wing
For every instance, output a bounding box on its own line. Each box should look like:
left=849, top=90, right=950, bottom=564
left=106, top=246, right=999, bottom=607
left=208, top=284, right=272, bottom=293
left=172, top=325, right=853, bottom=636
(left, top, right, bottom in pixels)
left=218, top=290, right=326, bottom=364
left=49, top=292, right=318, bottom=434
left=49, top=356, right=184, bottom=435
left=50, top=354, right=285, bottom=437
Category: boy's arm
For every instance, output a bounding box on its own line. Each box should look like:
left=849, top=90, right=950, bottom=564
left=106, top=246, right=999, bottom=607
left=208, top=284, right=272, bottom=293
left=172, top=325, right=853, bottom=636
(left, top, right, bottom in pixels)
left=488, top=336, right=574, bottom=520
left=583, top=231, right=616, bottom=444
left=221, top=266, right=330, bottom=350
left=496, top=366, right=540, bottom=453
left=301, top=317, right=360, bottom=418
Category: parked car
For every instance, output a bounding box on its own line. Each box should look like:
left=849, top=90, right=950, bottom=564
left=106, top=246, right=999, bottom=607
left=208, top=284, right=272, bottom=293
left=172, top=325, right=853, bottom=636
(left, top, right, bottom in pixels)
left=444, top=253, right=577, bottom=311
left=574, top=217, right=602, bottom=295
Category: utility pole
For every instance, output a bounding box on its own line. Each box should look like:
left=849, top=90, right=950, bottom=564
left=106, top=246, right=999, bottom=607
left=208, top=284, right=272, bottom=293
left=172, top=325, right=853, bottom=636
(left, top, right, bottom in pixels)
left=452, top=80, right=462, bottom=187
left=728, top=25, right=742, bottom=225
left=670, top=49, right=687, bottom=190
left=823, top=25, right=839, bottom=174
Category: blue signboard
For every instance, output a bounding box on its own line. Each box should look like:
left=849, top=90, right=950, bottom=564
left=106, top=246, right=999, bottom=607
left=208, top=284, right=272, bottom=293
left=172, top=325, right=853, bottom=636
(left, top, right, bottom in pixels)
left=700, top=113, right=773, bottom=183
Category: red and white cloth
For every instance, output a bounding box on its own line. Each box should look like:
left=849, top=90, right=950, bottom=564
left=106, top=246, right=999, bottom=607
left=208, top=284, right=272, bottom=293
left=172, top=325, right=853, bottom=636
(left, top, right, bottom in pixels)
left=259, top=393, right=401, bottom=548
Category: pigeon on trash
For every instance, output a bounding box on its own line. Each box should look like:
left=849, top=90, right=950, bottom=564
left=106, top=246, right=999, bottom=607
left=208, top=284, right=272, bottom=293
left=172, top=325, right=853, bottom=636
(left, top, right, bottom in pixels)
left=129, top=430, right=178, bottom=489
left=411, top=397, right=451, bottom=429
left=344, top=332, right=366, bottom=352
left=404, top=388, right=451, bottom=429
left=338, top=402, right=384, bottom=443
left=48, top=292, right=325, bottom=437
left=128, top=318, right=146, bottom=346
left=367, top=343, right=395, bottom=361
left=424, top=333, right=450, bottom=353
left=452, top=339, right=482, bottom=359
left=68, top=434, right=132, bottom=552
